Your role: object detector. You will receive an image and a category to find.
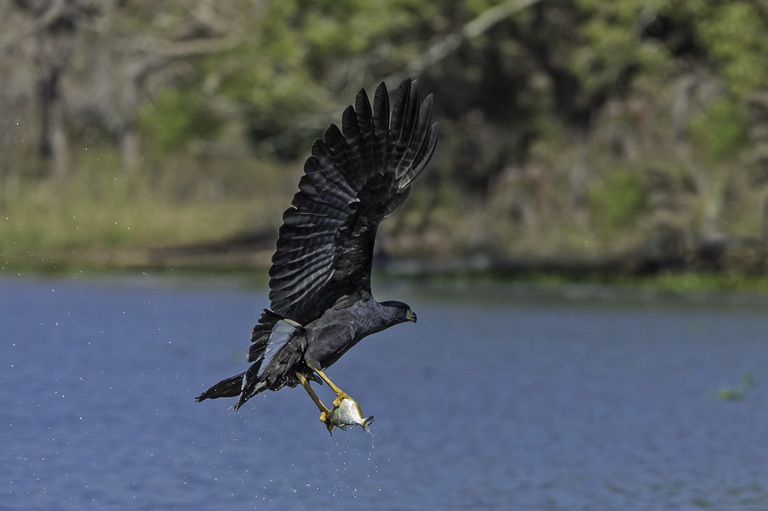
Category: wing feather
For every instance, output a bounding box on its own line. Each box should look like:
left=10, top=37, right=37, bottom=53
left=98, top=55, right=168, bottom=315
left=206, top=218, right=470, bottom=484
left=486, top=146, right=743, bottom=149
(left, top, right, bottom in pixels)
left=266, top=78, right=438, bottom=325
left=324, top=124, right=366, bottom=191
left=408, top=119, right=439, bottom=181
left=298, top=174, right=351, bottom=214
left=341, top=106, right=365, bottom=176
left=273, top=266, right=334, bottom=309
left=372, top=82, right=390, bottom=164
left=396, top=94, right=434, bottom=181
left=355, top=89, right=376, bottom=168
left=310, top=140, right=357, bottom=198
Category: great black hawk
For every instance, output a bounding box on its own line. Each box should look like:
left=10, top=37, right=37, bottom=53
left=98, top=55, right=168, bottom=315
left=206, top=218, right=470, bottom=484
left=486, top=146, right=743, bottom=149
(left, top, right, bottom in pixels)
left=196, top=78, right=439, bottom=432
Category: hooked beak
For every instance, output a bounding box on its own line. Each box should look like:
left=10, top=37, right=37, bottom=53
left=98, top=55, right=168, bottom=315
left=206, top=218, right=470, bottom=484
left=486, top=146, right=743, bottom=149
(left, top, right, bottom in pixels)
left=407, top=309, right=417, bottom=323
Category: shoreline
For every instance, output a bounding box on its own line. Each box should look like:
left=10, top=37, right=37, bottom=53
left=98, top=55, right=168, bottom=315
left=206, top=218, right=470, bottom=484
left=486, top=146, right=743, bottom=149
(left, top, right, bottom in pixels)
left=4, top=232, right=768, bottom=293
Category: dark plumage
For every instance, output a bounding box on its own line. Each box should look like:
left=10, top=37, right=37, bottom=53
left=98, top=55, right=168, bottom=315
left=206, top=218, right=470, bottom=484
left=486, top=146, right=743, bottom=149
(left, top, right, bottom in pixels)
left=196, top=79, right=438, bottom=424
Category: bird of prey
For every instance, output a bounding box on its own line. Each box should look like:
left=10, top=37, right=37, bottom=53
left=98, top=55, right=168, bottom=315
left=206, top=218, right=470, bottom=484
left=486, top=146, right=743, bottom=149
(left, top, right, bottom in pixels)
left=196, top=78, right=438, bottom=432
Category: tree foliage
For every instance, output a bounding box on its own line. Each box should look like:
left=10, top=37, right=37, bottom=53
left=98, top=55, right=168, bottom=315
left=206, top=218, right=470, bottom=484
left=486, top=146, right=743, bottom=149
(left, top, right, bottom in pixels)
left=2, top=0, right=768, bottom=266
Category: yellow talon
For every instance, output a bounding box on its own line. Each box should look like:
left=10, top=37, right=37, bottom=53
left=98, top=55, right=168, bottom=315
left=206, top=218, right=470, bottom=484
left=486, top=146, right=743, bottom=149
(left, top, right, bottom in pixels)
left=299, top=365, right=370, bottom=433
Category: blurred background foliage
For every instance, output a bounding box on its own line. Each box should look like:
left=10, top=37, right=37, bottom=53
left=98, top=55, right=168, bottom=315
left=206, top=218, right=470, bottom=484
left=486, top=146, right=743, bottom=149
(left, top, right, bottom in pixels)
left=1, top=0, right=768, bottom=275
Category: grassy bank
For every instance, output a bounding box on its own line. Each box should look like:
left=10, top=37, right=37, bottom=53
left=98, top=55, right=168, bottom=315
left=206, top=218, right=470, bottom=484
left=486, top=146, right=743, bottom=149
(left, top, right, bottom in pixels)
left=1, top=147, right=293, bottom=271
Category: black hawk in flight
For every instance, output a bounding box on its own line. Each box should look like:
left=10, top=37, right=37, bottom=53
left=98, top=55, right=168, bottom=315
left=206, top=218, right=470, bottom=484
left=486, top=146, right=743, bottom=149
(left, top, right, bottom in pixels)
left=196, top=79, right=438, bottom=432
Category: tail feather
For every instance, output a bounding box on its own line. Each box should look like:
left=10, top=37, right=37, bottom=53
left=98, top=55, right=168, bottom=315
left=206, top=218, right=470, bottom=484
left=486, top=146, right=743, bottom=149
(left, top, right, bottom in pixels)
left=248, top=309, right=283, bottom=363
left=196, top=309, right=284, bottom=409
left=195, top=372, right=245, bottom=402
left=196, top=365, right=269, bottom=410
left=235, top=363, right=267, bottom=410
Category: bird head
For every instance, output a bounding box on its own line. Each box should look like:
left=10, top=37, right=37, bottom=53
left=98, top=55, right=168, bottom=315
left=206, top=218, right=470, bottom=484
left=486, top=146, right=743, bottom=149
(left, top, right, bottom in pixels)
left=380, top=300, right=417, bottom=325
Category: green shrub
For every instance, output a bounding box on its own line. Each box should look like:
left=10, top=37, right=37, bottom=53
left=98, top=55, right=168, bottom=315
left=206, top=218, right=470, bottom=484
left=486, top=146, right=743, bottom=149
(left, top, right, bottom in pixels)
left=138, top=90, right=222, bottom=156
left=588, top=169, right=647, bottom=231
left=688, top=97, right=747, bottom=164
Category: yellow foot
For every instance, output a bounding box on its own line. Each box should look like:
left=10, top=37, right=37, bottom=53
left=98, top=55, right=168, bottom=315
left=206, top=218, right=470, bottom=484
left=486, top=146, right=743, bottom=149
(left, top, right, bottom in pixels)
left=332, top=392, right=353, bottom=408
left=296, top=372, right=334, bottom=432
left=318, top=410, right=334, bottom=433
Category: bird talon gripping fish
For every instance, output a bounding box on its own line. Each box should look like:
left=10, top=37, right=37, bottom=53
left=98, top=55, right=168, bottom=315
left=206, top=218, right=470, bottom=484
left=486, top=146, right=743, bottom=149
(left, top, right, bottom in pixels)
left=196, top=79, right=438, bottom=433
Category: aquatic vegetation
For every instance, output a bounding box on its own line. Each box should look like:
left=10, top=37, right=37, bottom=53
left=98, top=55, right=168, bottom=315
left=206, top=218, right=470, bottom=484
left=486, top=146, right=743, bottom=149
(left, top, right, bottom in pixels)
left=716, top=373, right=755, bottom=402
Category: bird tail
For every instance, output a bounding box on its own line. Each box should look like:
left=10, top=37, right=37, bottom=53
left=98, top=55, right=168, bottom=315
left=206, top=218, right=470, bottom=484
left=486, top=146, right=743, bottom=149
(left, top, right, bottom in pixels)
left=195, top=372, right=245, bottom=402
left=195, top=362, right=269, bottom=410
left=195, top=309, right=280, bottom=409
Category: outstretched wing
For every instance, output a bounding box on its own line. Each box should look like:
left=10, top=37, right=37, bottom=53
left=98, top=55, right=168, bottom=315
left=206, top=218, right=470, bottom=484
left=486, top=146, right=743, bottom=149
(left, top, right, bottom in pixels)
left=267, top=78, right=438, bottom=325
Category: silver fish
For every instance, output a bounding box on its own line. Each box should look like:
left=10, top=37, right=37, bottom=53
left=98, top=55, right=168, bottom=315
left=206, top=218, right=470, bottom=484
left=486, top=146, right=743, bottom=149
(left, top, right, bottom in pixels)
left=327, top=398, right=374, bottom=432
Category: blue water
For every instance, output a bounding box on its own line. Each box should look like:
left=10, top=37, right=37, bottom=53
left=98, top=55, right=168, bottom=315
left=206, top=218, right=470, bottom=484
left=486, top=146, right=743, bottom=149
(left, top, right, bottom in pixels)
left=2, top=273, right=768, bottom=510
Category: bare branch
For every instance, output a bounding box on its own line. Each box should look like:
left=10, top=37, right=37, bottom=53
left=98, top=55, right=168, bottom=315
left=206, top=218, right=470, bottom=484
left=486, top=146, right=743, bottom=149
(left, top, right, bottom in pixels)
left=402, top=0, right=544, bottom=79
left=132, top=35, right=241, bottom=59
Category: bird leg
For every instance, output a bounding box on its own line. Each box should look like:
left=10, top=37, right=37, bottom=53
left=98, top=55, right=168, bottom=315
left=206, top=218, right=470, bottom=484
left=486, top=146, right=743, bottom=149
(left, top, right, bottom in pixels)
left=304, top=363, right=373, bottom=433
left=295, top=372, right=333, bottom=431
left=306, top=363, right=353, bottom=408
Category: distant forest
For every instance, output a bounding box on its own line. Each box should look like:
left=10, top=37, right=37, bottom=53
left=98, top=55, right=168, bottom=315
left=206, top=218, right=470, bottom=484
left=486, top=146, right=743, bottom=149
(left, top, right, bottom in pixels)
left=2, top=0, right=768, bottom=275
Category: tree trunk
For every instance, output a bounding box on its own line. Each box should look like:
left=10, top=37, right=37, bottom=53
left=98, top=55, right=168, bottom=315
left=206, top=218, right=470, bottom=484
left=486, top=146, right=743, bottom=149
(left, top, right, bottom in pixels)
left=117, top=63, right=148, bottom=173
left=763, top=197, right=768, bottom=252
left=38, top=66, right=68, bottom=180
left=570, top=129, right=589, bottom=230
left=119, top=120, right=140, bottom=173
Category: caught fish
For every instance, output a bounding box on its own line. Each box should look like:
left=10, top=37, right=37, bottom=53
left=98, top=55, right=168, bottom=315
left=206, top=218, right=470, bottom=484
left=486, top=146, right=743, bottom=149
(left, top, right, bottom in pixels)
left=327, top=398, right=374, bottom=432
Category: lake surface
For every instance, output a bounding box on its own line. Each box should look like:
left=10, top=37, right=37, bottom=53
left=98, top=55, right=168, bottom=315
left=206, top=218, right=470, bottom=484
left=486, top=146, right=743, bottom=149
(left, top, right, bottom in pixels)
left=2, top=273, right=768, bottom=510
